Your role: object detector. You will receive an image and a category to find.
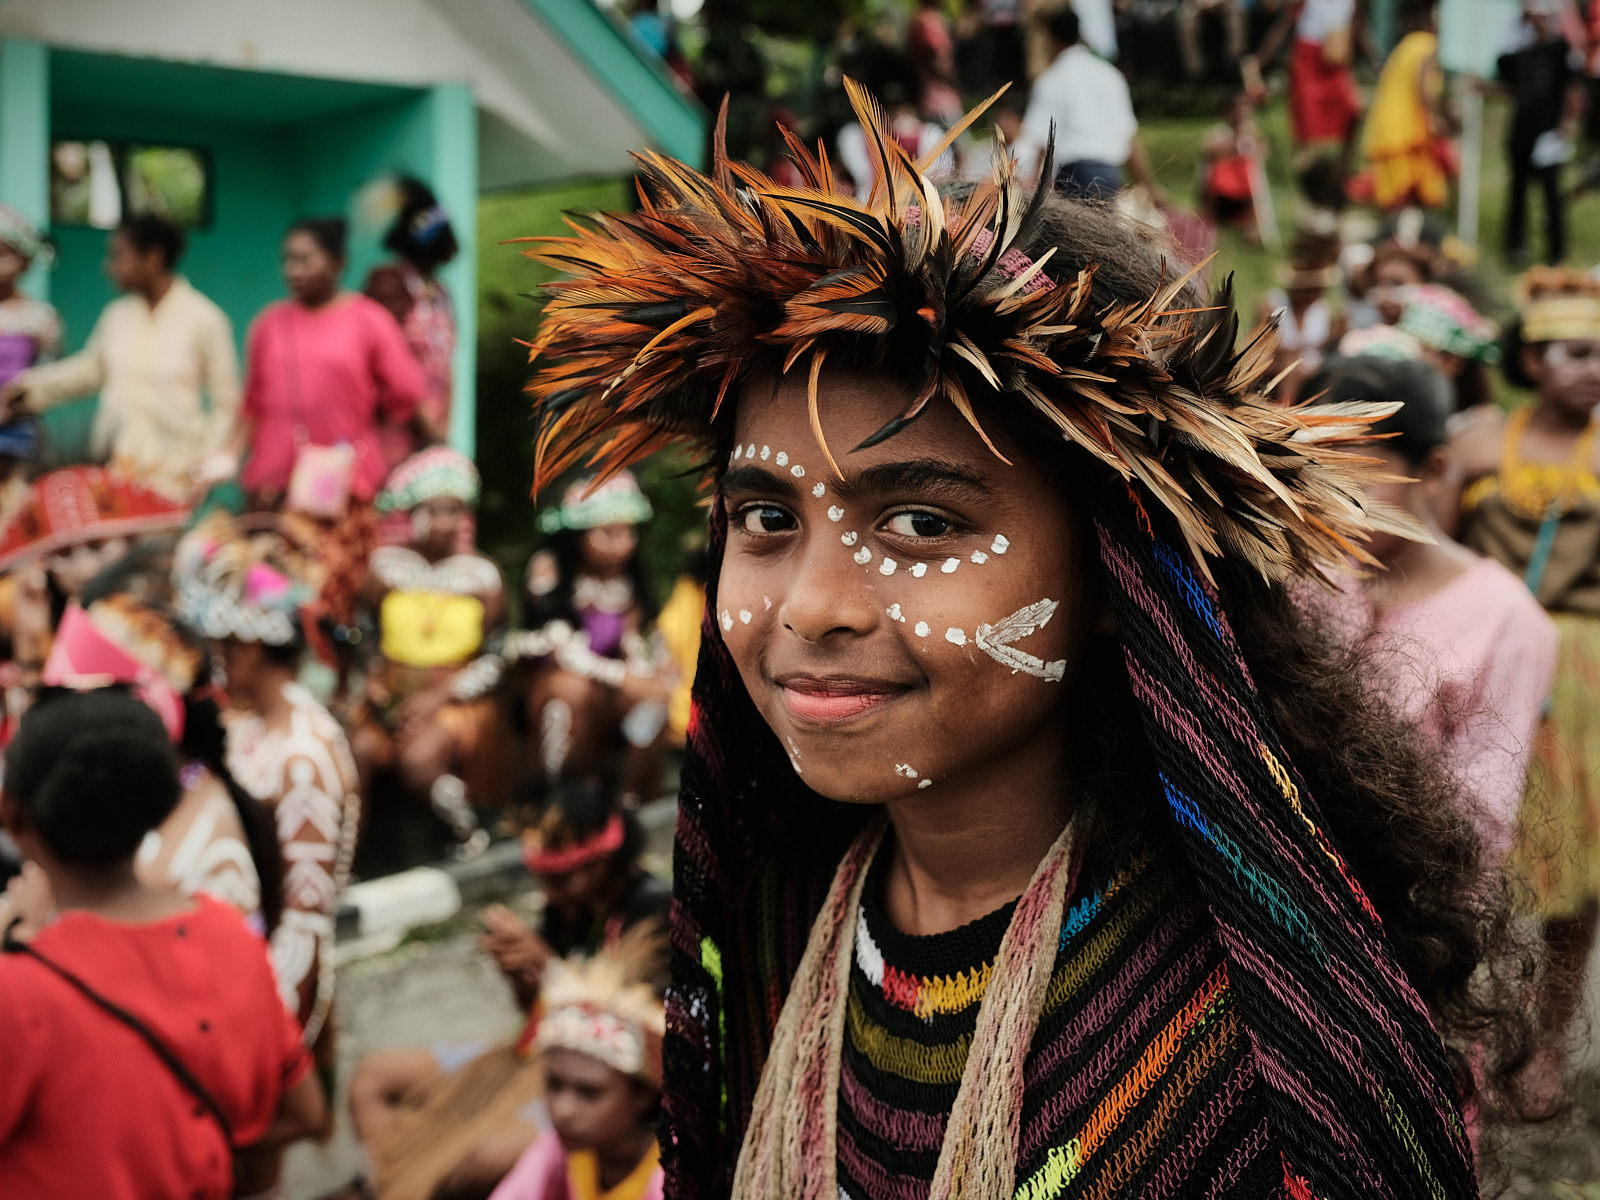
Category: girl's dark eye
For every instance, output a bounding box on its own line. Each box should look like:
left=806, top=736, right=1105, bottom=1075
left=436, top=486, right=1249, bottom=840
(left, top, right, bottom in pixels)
left=885, top=511, right=952, bottom=538
left=739, top=505, right=794, bottom=534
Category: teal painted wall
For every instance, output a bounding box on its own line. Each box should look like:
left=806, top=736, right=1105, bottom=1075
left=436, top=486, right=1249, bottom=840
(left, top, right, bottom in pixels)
left=39, top=51, right=478, bottom=460
left=0, top=40, right=51, bottom=303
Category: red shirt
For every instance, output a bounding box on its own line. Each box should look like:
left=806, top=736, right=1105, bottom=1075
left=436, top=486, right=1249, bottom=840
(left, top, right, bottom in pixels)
left=242, top=292, right=425, bottom=502
left=0, top=896, right=311, bottom=1200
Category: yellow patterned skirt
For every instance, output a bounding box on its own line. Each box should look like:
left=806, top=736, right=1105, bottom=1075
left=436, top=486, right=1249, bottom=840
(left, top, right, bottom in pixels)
left=1513, top=612, right=1600, bottom=919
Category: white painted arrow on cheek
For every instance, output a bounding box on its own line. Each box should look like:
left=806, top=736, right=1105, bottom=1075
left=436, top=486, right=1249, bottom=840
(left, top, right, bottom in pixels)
left=974, top=599, right=1068, bottom=682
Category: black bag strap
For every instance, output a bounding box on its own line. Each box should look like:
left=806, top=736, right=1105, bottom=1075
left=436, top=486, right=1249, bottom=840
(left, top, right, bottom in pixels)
left=3, top=915, right=236, bottom=1148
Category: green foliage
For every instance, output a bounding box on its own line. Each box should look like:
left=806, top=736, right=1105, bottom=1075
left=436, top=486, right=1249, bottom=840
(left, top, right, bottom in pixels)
left=476, top=180, right=710, bottom=620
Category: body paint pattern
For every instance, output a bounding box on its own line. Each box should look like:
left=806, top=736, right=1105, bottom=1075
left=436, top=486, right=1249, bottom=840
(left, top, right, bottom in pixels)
left=974, top=599, right=1068, bottom=682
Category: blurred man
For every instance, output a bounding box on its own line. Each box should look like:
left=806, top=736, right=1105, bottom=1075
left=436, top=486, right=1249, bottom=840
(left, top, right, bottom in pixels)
left=1, top=215, right=239, bottom=502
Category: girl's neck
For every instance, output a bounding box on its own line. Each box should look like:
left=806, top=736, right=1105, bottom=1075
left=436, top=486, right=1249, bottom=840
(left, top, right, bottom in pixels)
left=1530, top=394, right=1593, bottom=438
left=595, top=1123, right=657, bottom=1191
left=48, top=859, right=194, bottom=925
left=297, top=287, right=342, bottom=312
left=882, top=729, right=1072, bottom=936
left=239, top=667, right=297, bottom=723
left=1365, top=531, right=1477, bottom=609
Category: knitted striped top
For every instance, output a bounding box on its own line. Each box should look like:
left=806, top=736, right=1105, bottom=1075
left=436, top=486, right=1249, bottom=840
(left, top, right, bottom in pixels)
left=839, top=840, right=1279, bottom=1200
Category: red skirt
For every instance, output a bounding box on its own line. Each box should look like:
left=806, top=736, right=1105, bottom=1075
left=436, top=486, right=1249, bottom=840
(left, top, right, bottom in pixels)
left=1289, top=38, right=1362, bottom=145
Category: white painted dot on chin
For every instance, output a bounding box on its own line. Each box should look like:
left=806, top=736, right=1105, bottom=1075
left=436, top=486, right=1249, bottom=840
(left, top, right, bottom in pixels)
left=970, top=550, right=989, bottom=564
left=841, top=531, right=858, bottom=546
left=918, top=778, right=933, bottom=789
left=720, top=610, right=733, bottom=631
left=813, top=483, right=827, bottom=498
left=911, top=562, right=928, bottom=577
left=776, top=451, right=788, bottom=466
left=879, top=558, right=897, bottom=576
left=945, top=628, right=967, bottom=646
left=739, top=609, right=752, bottom=624
left=853, top=546, right=872, bottom=565
left=914, top=621, right=930, bottom=637
left=991, top=534, right=1010, bottom=555
left=941, top=558, right=960, bottom=574
left=828, top=506, right=845, bottom=522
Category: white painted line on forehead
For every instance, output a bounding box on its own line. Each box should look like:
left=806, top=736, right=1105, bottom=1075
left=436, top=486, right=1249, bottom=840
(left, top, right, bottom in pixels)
left=853, top=546, right=872, bottom=565
left=828, top=506, right=845, bottom=521
left=879, top=558, right=897, bottom=576
left=911, top=562, right=928, bottom=577
left=945, top=628, right=967, bottom=645
left=842, top=531, right=858, bottom=545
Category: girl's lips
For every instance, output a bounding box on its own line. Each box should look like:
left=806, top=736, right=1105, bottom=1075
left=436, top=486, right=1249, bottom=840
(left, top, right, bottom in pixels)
left=779, top=677, right=905, bottom=725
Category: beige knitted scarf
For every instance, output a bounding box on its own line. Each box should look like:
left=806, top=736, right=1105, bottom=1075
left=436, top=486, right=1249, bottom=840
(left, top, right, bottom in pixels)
left=731, top=814, right=1083, bottom=1199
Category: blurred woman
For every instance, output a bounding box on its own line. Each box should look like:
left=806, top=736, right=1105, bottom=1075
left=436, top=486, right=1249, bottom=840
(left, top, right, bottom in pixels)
left=236, top=217, right=430, bottom=627
left=0, top=204, right=59, bottom=468
left=364, top=178, right=460, bottom=472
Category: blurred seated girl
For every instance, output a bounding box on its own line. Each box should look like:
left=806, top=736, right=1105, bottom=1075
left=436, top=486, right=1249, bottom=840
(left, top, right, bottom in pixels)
left=345, top=780, right=669, bottom=1200
left=517, top=473, right=671, bottom=805
left=0, top=689, right=324, bottom=1199
left=352, top=447, right=509, bottom=855
left=488, top=934, right=666, bottom=1200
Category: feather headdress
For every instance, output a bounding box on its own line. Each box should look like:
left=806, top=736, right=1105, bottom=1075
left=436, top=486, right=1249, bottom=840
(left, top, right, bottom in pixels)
left=522, top=84, right=1418, bottom=584
left=531, top=925, right=668, bottom=1087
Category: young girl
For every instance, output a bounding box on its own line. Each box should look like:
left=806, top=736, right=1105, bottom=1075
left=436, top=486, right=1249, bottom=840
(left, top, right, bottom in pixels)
left=489, top=937, right=667, bottom=1200
left=1453, top=265, right=1600, bottom=1105
left=521, top=94, right=1526, bottom=1199
left=0, top=689, right=323, bottom=1199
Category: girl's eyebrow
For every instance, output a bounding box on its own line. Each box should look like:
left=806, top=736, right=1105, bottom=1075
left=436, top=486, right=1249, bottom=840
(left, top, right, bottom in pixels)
left=722, top=465, right=798, bottom=497
left=832, top=459, right=993, bottom=503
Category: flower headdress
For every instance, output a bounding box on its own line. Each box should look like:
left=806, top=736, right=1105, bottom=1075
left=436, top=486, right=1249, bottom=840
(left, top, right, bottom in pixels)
left=375, top=446, right=480, bottom=513
left=172, top=513, right=323, bottom=647
left=523, top=92, right=1472, bottom=1200
left=523, top=83, right=1417, bottom=584
left=1517, top=265, right=1600, bottom=343
left=536, top=470, right=654, bottom=534
left=1398, top=284, right=1499, bottom=363
left=528, top=929, right=667, bottom=1087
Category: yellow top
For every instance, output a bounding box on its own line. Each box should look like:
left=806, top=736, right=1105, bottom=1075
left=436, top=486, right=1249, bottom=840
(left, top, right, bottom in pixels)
left=567, top=1139, right=661, bottom=1200
left=379, top=591, right=484, bottom=668
left=1361, top=32, right=1440, bottom=159
left=655, top=573, right=705, bottom=743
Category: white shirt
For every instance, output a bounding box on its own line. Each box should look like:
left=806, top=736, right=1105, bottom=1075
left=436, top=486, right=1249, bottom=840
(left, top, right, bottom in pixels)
left=1073, top=0, right=1119, bottom=60
left=1296, top=0, right=1354, bottom=42
left=1015, top=44, right=1138, bottom=176
left=19, top=277, right=239, bottom=499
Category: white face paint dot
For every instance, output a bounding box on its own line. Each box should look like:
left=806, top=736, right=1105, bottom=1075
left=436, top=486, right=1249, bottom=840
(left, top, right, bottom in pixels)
left=813, top=483, right=826, bottom=498
left=970, top=551, right=989, bottom=564
left=911, top=562, right=928, bottom=578
left=887, top=603, right=904, bottom=622
left=776, top=451, right=788, bottom=466
left=853, top=547, right=872, bottom=565
left=941, top=557, right=960, bottom=574
left=745, top=444, right=755, bottom=459
left=733, top=444, right=743, bottom=460
left=945, top=628, right=967, bottom=646
left=918, top=778, right=933, bottom=789
left=879, top=558, right=897, bottom=576
left=763, top=595, right=772, bottom=610
left=760, top=446, right=771, bottom=460
left=915, top=622, right=930, bottom=637
left=828, top=506, right=845, bottom=522
left=991, top=534, right=1010, bottom=555
left=791, top=464, right=806, bottom=478
left=841, top=531, right=858, bottom=546
left=894, top=763, right=920, bottom=779
left=720, top=610, right=733, bottom=631
left=739, top=609, right=752, bottom=624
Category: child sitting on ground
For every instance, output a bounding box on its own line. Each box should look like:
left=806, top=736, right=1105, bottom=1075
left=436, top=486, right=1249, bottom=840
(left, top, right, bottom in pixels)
left=489, top=934, right=666, bottom=1200
left=0, top=689, right=325, bottom=1200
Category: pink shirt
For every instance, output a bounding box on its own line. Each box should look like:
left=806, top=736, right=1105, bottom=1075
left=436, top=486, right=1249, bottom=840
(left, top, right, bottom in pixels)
left=1333, top=555, right=1557, bottom=858
left=489, top=1130, right=664, bottom=1200
left=242, top=293, right=425, bottom=502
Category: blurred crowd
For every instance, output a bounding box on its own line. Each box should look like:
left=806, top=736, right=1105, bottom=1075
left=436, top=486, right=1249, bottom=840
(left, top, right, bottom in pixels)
left=5, top=0, right=1600, bottom=1196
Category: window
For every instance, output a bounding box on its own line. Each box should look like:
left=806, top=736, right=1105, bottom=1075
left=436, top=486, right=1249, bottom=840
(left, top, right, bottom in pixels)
left=50, top=140, right=212, bottom=229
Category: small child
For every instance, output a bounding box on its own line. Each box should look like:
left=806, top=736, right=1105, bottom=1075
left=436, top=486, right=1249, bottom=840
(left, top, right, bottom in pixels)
left=0, top=689, right=324, bottom=1199
left=1201, top=93, right=1264, bottom=236
left=489, top=937, right=666, bottom=1200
